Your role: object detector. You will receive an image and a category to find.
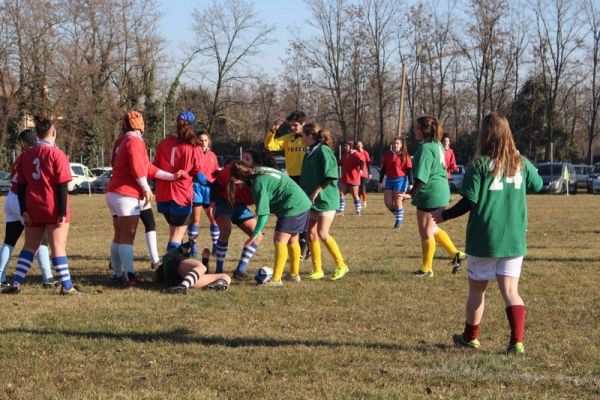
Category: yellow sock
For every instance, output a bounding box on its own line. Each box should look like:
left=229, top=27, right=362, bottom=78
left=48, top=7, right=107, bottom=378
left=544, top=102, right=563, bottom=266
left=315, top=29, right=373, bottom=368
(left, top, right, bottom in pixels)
left=434, top=228, right=459, bottom=257
left=288, top=242, right=301, bottom=277
left=273, top=242, right=288, bottom=282
left=309, top=240, right=322, bottom=273
left=323, top=236, right=346, bottom=268
left=421, top=238, right=435, bottom=272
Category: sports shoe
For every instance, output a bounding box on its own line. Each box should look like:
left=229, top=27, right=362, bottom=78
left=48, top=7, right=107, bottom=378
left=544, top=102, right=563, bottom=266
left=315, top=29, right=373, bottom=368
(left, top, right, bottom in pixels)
left=331, top=265, right=349, bottom=281
left=450, top=252, right=467, bottom=274
left=205, top=279, right=229, bottom=291
left=1, top=281, right=10, bottom=288
left=166, top=285, right=188, bottom=294
left=150, top=260, right=161, bottom=270
left=284, top=274, right=301, bottom=283
left=506, top=342, right=525, bottom=355
left=60, top=286, right=82, bottom=296
left=42, top=278, right=60, bottom=288
left=393, top=222, right=401, bottom=229
left=259, top=280, right=283, bottom=287
left=414, top=269, right=434, bottom=277
left=307, top=270, right=324, bottom=280
left=121, top=273, right=144, bottom=287
left=453, top=333, right=481, bottom=349
left=1, top=284, right=21, bottom=294
left=232, top=270, right=249, bottom=280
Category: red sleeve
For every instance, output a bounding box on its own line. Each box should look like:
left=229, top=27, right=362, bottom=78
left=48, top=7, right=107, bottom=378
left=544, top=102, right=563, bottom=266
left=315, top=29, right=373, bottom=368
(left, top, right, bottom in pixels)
left=54, top=150, right=73, bottom=184
left=128, top=138, right=149, bottom=179
left=365, top=151, right=371, bottom=163
left=189, top=147, right=202, bottom=176
left=147, top=163, right=159, bottom=179
left=15, top=154, right=25, bottom=184
left=405, top=155, right=413, bottom=169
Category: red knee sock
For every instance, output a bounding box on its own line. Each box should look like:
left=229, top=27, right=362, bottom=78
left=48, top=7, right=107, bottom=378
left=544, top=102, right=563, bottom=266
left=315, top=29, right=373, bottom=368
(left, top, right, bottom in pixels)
left=463, top=323, right=480, bottom=341
left=505, top=305, right=526, bottom=345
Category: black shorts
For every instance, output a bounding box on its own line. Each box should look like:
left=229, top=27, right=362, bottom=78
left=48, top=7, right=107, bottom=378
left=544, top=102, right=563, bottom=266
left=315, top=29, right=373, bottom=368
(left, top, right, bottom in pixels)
left=360, top=177, right=368, bottom=192
left=192, top=202, right=210, bottom=209
left=416, top=207, right=442, bottom=212
left=274, top=210, right=310, bottom=234
left=162, top=213, right=190, bottom=227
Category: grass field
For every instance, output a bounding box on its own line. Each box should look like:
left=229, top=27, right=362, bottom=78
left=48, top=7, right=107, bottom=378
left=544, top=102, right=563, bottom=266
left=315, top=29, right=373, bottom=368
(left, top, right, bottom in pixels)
left=0, top=193, right=598, bottom=399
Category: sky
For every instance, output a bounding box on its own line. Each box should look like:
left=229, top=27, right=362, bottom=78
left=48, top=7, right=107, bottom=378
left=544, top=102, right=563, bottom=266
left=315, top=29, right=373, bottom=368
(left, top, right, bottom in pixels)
left=157, top=0, right=312, bottom=80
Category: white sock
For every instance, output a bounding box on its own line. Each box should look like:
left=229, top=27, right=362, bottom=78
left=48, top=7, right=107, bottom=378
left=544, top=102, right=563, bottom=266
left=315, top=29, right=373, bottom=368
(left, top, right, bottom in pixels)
left=145, top=231, right=159, bottom=264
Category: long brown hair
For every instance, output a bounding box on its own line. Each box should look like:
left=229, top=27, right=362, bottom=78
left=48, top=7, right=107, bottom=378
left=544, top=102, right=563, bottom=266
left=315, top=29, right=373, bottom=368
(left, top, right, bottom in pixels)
left=303, top=123, right=334, bottom=148
left=477, top=112, right=521, bottom=177
left=391, top=137, right=409, bottom=164
left=227, top=160, right=256, bottom=206
left=416, top=116, right=443, bottom=141
left=176, top=119, right=200, bottom=146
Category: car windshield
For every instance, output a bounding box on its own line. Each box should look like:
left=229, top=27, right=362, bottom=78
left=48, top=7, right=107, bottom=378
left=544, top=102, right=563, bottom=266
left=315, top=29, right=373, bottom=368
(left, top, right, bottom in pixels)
left=71, top=166, right=84, bottom=176
left=101, top=170, right=112, bottom=178
left=592, top=166, right=600, bottom=174
left=574, top=166, right=589, bottom=174
left=536, top=164, right=562, bottom=176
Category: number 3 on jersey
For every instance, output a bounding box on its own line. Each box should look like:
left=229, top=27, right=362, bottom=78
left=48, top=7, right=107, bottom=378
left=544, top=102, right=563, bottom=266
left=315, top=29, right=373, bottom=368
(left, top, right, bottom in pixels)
left=32, top=157, right=41, bottom=180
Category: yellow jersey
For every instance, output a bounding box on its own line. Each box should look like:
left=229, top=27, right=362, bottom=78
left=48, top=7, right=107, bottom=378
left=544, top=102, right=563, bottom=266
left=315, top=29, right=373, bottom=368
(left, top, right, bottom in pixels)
left=264, top=130, right=308, bottom=177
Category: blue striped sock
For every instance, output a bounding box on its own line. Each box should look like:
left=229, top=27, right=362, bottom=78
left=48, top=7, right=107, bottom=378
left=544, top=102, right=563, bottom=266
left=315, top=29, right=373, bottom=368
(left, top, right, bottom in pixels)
left=188, top=224, right=199, bottom=256
left=394, top=208, right=404, bottom=225
left=215, top=240, right=228, bottom=273
left=167, top=241, right=180, bottom=251
left=354, top=198, right=362, bottom=214
left=52, top=256, right=72, bottom=290
left=339, top=198, right=346, bottom=213
left=235, top=242, right=259, bottom=273
left=13, top=249, right=34, bottom=285
left=209, top=225, right=220, bottom=248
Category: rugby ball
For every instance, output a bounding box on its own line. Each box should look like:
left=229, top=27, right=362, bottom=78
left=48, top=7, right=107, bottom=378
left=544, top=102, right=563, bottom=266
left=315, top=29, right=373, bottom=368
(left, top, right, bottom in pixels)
left=255, top=267, right=273, bottom=284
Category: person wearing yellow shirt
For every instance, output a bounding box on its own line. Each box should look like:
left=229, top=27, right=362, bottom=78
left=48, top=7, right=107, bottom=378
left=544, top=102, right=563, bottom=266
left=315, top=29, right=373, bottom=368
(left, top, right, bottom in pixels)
left=264, top=111, right=308, bottom=182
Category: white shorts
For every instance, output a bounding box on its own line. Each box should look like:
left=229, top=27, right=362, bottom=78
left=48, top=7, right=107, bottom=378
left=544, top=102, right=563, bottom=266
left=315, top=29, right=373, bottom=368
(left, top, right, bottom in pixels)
left=467, top=255, right=524, bottom=281
left=105, top=192, right=143, bottom=217
left=309, top=210, right=336, bottom=221
left=4, top=191, right=23, bottom=223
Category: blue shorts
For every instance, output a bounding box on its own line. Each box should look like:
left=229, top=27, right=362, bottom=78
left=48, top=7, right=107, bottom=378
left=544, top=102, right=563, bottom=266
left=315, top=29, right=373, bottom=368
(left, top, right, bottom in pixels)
left=384, top=176, right=408, bottom=192
left=192, top=182, right=211, bottom=207
left=214, top=199, right=254, bottom=226
left=275, top=210, right=310, bottom=234
left=157, top=201, right=192, bottom=227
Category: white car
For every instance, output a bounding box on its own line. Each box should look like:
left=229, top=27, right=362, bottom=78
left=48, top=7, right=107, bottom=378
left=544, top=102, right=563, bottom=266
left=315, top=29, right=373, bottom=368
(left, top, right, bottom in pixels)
left=0, top=171, right=11, bottom=195
left=68, top=163, right=96, bottom=193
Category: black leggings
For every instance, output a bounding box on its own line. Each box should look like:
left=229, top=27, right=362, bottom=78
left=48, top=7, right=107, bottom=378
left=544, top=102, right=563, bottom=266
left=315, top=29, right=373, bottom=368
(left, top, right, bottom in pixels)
left=4, top=221, right=24, bottom=247
left=140, top=208, right=156, bottom=233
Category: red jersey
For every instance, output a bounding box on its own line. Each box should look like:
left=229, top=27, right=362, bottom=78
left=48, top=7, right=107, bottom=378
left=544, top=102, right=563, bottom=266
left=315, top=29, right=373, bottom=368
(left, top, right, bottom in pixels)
left=111, top=134, right=159, bottom=179
left=106, top=132, right=152, bottom=198
left=356, top=149, right=371, bottom=177
left=381, top=150, right=412, bottom=178
left=339, top=151, right=363, bottom=185
left=153, top=135, right=201, bottom=206
left=214, top=163, right=254, bottom=205
left=444, top=148, right=458, bottom=178
left=16, top=142, right=72, bottom=224
left=196, top=148, right=219, bottom=182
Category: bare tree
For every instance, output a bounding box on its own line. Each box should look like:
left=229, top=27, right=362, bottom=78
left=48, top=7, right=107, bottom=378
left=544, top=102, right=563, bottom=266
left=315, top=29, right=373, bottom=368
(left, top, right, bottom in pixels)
left=584, top=0, right=600, bottom=164
left=191, top=0, right=273, bottom=135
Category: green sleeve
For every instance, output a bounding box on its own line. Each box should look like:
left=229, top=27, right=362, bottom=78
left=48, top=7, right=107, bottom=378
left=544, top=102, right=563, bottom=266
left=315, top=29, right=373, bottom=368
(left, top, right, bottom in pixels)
left=322, top=147, right=339, bottom=179
left=252, top=177, right=271, bottom=216
left=461, top=161, right=482, bottom=204
left=413, top=145, right=431, bottom=185
left=524, top=159, right=543, bottom=193
left=252, top=214, right=269, bottom=237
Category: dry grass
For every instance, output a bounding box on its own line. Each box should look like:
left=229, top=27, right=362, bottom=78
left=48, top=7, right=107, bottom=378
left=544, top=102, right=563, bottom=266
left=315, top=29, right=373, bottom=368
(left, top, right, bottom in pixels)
left=0, top=193, right=598, bottom=399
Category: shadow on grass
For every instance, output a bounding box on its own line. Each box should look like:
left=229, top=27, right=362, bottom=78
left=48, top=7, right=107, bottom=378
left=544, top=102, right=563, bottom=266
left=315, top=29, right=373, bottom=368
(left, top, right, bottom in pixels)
left=68, top=254, right=151, bottom=263
left=1, top=327, right=452, bottom=353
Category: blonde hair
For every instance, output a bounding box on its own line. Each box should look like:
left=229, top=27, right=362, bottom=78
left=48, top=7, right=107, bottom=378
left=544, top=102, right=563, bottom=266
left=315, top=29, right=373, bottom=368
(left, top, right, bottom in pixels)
left=416, top=116, right=443, bottom=141
left=477, top=112, right=521, bottom=177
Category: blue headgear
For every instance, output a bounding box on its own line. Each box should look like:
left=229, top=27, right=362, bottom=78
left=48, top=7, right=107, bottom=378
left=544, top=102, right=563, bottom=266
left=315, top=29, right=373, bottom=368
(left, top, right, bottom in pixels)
left=177, top=111, right=196, bottom=124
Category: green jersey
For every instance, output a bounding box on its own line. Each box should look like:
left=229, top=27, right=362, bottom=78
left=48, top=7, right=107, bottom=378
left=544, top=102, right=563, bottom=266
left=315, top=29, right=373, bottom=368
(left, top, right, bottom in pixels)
left=461, top=156, right=543, bottom=257
left=299, top=143, right=340, bottom=212
left=252, top=167, right=311, bottom=217
left=411, top=141, right=450, bottom=208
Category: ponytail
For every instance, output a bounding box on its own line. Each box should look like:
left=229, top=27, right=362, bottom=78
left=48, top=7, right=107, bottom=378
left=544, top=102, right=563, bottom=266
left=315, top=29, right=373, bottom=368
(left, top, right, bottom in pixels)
left=303, top=123, right=334, bottom=148
left=416, top=116, right=443, bottom=141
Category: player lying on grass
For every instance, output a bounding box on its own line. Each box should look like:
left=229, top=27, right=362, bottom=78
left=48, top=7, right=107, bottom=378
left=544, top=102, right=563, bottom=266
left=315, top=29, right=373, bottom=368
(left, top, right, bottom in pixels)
left=157, top=240, right=231, bottom=294
left=432, top=112, right=543, bottom=355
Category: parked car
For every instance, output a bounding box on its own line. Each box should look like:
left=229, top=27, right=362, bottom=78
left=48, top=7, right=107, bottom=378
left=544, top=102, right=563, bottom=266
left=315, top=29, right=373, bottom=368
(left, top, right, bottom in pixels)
left=535, top=162, right=577, bottom=194
left=591, top=175, right=600, bottom=194
left=0, top=171, right=11, bottom=195
left=587, top=165, right=600, bottom=193
left=79, top=168, right=112, bottom=193
left=90, top=166, right=112, bottom=177
left=366, top=166, right=381, bottom=192
left=273, top=155, right=286, bottom=172
left=573, top=164, right=593, bottom=189
left=68, top=163, right=96, bottom=193
left=449, top=164, right=466, bottom=193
